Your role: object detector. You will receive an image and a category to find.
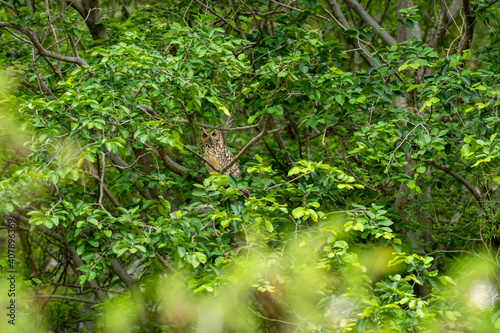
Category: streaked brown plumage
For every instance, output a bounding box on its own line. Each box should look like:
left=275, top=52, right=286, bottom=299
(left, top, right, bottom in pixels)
left=198, top=129, right=241, bottom=178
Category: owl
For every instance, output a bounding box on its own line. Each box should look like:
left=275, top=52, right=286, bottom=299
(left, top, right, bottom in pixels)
left=198, top=129, right=241, bottom=178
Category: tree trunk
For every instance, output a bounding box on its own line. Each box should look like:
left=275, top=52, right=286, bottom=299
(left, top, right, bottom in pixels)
left=397, top=0, right=422, bottom=42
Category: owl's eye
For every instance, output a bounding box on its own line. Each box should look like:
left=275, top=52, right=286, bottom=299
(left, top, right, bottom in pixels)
left=202, top=133, right=208, bottom=138
left=212, top=132, right=217, bottom=136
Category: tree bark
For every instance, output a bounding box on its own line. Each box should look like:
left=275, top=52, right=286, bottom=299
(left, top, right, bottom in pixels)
left=427, top=0, right=463, bottom=50
left=344, top=0, right=397, bottom=45
left=458, top=0, right=475, bottom=52
left=66, top=0, right=109, bottom=40
left=397, top=0, right=422, bottom=42
left=325, top=0, right=377, bottom=67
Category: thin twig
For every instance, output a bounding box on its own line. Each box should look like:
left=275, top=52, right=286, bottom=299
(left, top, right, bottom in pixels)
left=248, top=307, right=300, bottom=326
left=194, top=0, right=246, bottom=35
left=30, top=294, right=99, bottom=304
left=269, top=0, right=330, bottom=21
left=339, top=138, right=378, bottom=192
left=220, top=127, right=283, bottom=174
left=45, top=0, right=62, bottom=77
left=265, top=172, right=311, bottom=191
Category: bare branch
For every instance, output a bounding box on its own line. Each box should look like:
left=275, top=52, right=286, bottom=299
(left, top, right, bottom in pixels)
left=138, top=103, right=261, bottom=131
left=20, top=81, right=39, bottom=93
left=378, top=0, right=391, bottom=25
left=220, top=127, right=284, bottom=175
left=426, top=160, right=483, bottom=208
left=82, top=159, right=122, bottom=207
left=428, top=0, right=463, bottom=50
left=0, top=22, right=89, bottom=66
left=156, top=148, right=191, bottom=176
left=119, top=0, right=131, bottom=19
left=194, top=0, right=246, bottom=36
left=323, top=4, right=377, bottom=67
left=109, top=259, right=152, bottom=327
left=270, top=0, right=330, bottom=21
left=268, top=117, right=294, bottom=168
left=45, top=0, right=62, bottom=77
left=31, top=294, right=99, bottom=304
left=4, top=27, right=33, bottom=45
left=155, top=253, right=177, bottom=273
left=174, top=119, right=261, bottom=131
left=230, top=0, right=246, bottom=40
left=97, top=152, right=110, bottom=213
left=66, top=0, right=109, bottom=40
left=42, top=56, right=64, bottom=81
left=344, top=0, right=397, bottom=45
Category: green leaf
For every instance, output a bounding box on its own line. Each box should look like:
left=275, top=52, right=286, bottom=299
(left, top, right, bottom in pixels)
left=264, top=219, right=273, bottom=233
left=462, top=49, right=471, bottom=60
left=333, top=240, right=348, bottom=249
left=5, top=203, right=14, bottom=213
left=292, top=207, right=305, bottom=219
left=116, top=247, right=128, bottom=257
left=404, top=20, right=414, bottom=29
left=335, top=95, right=345, bottom=106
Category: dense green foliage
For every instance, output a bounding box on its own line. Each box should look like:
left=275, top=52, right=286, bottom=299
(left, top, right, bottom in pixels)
left=1, top=0, right=500, bottom=332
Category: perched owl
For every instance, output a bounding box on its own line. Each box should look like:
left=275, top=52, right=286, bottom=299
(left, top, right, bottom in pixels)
left=198, top=129, right=241, bottom=178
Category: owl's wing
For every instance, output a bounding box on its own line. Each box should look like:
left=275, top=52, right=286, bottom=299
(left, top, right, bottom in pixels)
left=221, top=148, right=240, bottom=178
left=207, top=154, right=224, bottom=175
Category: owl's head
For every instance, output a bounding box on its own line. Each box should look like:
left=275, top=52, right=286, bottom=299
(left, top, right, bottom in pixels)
left=198, top=129, right=223, bottom=148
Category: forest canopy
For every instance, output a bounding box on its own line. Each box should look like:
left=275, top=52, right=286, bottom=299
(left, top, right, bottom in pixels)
left=1, top=0, right=500, bottom=332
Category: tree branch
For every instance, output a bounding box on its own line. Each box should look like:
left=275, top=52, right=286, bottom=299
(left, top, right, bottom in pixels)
left=426, top=160, right=483, bottom=208
left=31, top=294, right=99, bottom=304
left=6, top=213, right=107, bottom=302
left=0, top=1, right=20, bottom=17
left=138, top=103, right=261, bottom=131
left=0, top=22, right=89, bottom=66
left=323, top=3, right=377, bottom=67
left=109, top=259, right=152, bottom=328
left=194, top=0, right=246, bottom=36
left=119, top=0, right=131, bottom=18
left=270, top=0, right=330, bottom=21
left=83, top=159, right=122, bottom=207
left=458, top=0, right=475, bottom=53
left=106, top=152, right=154, bottom=200
left=344, top=0, right=397, bottom=45
left=268, top=117, right=294, bottom=169
left=66, top=0, right=109, bottom=41
left=427, top=0, right=463, bottom=50
left=220, top=127, right=284, bottom=175
left=230, top=0, right=246, bottom=40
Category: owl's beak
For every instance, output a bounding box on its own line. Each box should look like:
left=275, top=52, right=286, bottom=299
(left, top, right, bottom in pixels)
left=208, top=136, right=213, bottom=144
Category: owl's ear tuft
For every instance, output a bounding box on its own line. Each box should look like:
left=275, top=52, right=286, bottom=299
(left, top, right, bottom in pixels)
left=199, top=128, right=209, bottom=138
